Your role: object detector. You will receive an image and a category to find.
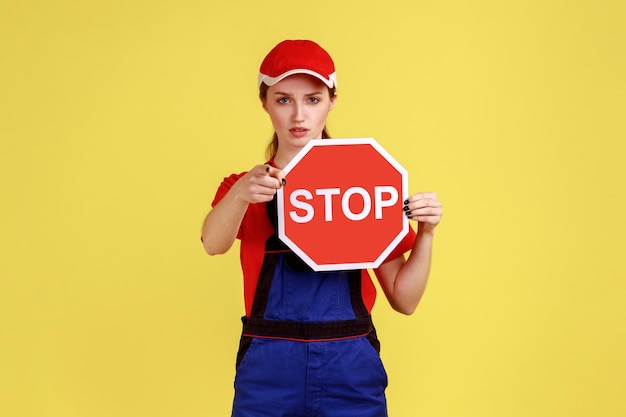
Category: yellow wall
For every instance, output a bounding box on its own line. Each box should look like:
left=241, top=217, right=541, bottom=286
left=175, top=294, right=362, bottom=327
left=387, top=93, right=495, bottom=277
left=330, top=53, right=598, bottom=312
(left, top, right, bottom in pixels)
left=2, top=1, right=625, bottom=416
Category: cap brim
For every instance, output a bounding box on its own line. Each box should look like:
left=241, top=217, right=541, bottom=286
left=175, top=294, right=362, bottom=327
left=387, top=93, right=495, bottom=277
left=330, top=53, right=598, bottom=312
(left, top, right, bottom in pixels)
left=258, top=69, right=336, bottom=88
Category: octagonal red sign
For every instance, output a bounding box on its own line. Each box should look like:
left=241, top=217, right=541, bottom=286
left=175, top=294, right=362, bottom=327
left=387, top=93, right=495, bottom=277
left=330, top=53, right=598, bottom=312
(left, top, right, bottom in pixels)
left=276, top=138, right=408, bottom=271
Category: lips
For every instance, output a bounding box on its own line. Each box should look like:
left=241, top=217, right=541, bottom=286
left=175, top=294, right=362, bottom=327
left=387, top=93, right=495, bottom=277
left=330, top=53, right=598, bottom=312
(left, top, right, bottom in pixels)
left=289, top=127, right=309, bottom=138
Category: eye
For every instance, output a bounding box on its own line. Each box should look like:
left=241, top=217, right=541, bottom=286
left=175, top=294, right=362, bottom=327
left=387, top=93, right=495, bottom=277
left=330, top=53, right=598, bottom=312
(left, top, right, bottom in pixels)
left=307, top=97, right=320, bottom=104
left=278, top=97, right=290, bottom=104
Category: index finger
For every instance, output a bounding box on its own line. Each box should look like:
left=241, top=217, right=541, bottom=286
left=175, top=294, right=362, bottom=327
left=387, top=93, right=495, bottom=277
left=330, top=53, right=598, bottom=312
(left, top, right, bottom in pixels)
left=266, top=165, right=286, bottom=186
left=408, top=192, right=438, bottom=201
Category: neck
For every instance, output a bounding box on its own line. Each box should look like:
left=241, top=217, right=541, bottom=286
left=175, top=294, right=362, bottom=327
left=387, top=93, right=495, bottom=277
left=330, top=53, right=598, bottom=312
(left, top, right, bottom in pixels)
left=272, top=149, right=298, bottom=170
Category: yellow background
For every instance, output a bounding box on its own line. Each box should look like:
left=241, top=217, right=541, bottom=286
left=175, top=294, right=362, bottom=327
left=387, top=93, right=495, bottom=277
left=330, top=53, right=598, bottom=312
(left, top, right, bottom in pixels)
left=1, top=1, right=625, bottom=416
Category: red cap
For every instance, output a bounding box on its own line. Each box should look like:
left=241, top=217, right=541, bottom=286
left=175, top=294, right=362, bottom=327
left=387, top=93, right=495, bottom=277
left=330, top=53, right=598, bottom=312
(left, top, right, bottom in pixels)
left=258, top=40, right=336, bottom=88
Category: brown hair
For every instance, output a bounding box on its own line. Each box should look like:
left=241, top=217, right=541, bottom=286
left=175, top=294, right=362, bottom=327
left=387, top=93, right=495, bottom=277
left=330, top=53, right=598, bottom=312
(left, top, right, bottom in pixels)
left=259, top=83, right=336, bottom=160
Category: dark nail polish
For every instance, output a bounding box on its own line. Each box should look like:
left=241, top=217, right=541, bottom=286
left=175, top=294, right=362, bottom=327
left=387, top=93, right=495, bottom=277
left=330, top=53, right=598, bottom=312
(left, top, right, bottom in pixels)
left=403, top=205, right=409, bottom=211
left=403, top=199, right=409, bottom=205
left=281, top=178, right=286, bottom=186
left=405, top=211, right=411, bottom=217
left=266, top=166, right=270, bottom=172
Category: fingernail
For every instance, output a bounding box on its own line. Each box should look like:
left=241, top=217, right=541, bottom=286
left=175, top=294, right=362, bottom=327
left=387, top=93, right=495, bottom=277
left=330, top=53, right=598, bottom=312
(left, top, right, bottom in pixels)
left=403, top=199, right=409, bottom=205
left=403, top=205, right=410, bottom=211
left=281, top=178, right=286, bottom=186
left=405, top=211, right=411, bottom=217
left=266, top=166, right=270, bottom=172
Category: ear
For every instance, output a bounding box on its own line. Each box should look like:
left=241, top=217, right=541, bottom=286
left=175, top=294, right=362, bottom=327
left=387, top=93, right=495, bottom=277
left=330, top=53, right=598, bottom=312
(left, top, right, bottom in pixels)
left=260, top=97, right=269, bottom=113
left=329, top=93, right=337, bottom=111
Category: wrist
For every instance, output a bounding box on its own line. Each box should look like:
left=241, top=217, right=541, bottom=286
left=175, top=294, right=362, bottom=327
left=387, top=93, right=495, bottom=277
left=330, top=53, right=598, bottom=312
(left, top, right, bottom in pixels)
left=417, top=223, right=436, bottom=237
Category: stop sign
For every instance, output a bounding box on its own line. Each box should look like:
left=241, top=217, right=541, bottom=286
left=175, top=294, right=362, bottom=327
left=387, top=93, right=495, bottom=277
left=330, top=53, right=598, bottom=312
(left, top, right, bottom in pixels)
left=276, top=138, right=408, bottom=271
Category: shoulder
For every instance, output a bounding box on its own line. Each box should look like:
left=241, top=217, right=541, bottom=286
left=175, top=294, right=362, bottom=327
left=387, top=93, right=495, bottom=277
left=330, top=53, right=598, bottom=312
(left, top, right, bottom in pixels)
left=221, top=171, right=248, bottom=185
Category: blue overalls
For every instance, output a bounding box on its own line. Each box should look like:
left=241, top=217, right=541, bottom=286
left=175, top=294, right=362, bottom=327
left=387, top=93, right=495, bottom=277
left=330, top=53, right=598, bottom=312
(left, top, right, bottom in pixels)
left=231, top=201, right=389, bottom=417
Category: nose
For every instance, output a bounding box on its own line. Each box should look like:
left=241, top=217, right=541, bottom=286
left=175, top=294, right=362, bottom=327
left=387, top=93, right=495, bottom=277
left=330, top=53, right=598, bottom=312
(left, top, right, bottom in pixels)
left=292, top=103, right=305, bottom=122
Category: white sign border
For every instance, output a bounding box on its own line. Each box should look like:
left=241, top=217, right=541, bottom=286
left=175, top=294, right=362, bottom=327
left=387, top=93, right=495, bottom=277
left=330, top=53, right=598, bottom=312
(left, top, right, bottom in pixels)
left=277, top=138, right=409, bottom=272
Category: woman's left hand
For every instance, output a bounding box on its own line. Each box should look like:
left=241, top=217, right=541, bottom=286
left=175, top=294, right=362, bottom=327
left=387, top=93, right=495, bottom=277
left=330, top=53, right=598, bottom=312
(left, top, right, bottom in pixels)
left=404, top=192, right=443, bottom=233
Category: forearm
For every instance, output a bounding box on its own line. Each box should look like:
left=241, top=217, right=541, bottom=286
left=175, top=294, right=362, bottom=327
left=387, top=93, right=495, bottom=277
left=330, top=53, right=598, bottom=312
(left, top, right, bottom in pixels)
left=201, top=191, right=249, bottom=255
left=376, top=229, right=435, bottom=315
left=396, top=230, right=434, bottom=312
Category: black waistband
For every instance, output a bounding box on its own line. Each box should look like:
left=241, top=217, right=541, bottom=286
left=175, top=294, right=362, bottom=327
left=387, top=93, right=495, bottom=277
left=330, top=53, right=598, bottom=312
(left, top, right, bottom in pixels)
left=241, top=316, right=374, bottom=341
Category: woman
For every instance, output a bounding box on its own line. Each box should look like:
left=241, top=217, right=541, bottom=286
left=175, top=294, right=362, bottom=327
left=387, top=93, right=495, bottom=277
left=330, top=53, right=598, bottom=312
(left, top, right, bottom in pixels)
left=202, top=39, right=443, bottom=417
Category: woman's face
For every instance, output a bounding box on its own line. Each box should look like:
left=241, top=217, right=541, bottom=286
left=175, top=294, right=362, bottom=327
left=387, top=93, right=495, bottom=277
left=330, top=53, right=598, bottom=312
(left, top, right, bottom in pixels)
left=262, top=74, right=336, bottom=156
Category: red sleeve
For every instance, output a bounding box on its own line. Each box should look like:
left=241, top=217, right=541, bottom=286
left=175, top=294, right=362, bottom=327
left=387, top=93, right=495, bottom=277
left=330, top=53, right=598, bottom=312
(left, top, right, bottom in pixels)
left=363, top=227, right=417, bottom=312
left=211, top=172, right=247, bottom=207
left=383, top=225, right=417, bottom=262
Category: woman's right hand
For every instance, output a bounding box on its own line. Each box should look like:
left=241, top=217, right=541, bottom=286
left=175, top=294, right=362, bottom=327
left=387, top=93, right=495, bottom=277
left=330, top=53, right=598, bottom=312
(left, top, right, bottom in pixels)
left=234, top=164, right=286, bottom=204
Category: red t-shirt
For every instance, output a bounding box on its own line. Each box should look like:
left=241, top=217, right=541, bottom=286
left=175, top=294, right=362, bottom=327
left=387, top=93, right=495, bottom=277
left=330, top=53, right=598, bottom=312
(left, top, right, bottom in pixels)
left=211, top=172, right=416, bottom=316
